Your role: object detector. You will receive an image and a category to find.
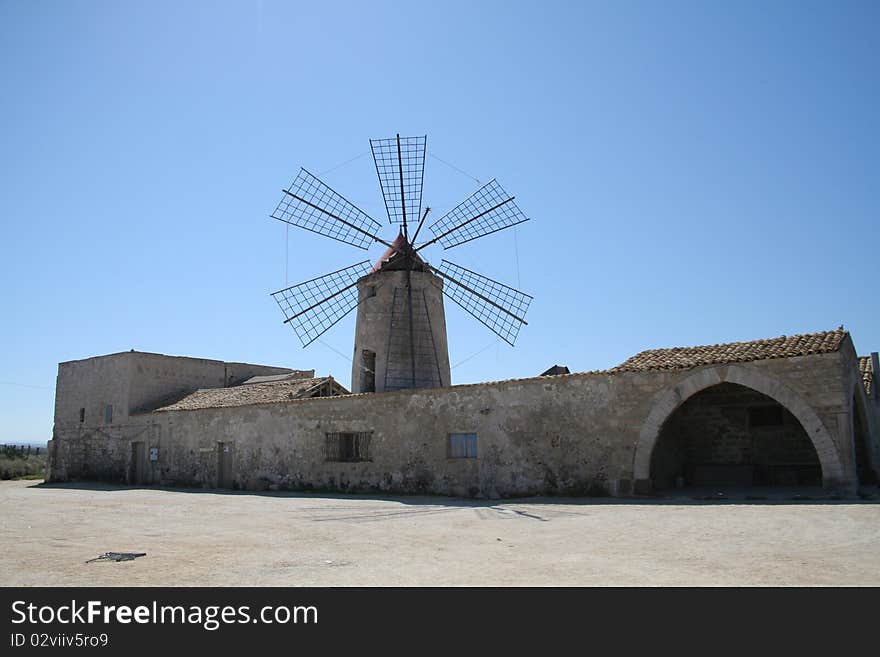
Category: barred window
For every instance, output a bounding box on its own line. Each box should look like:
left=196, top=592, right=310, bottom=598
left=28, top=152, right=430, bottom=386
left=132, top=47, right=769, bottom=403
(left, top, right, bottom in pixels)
left=448, top=433, right=478, bottom=459
left=325, top=431, right=372, bottom=462
left=104, top=404, right=113, bottom=424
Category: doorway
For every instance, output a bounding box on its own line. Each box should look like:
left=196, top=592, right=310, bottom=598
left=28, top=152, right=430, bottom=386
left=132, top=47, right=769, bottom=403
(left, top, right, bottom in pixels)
left=650, top=382, right=822, bottom=490
left=129, top=441, right=146, bottom=485
left=217, top=442, right=234, bottom=488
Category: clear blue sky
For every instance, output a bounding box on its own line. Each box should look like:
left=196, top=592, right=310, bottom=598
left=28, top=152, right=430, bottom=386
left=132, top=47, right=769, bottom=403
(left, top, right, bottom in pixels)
left=1, top=0, right=877, bottom=443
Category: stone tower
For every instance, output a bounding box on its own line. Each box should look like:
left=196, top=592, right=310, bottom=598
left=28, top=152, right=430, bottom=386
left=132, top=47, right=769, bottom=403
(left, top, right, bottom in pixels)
left=350, top=234, right=451, bottom=394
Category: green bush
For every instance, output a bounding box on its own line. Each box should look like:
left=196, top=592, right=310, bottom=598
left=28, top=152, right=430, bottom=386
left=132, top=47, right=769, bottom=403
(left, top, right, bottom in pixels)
left=0, top=445, right=47, bottom=480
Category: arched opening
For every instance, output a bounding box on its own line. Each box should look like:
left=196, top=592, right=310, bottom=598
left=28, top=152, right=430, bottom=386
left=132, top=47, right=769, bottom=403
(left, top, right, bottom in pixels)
left=650, top=382, right=822, bottom=490
left=852, top=392, right=875, bottom=485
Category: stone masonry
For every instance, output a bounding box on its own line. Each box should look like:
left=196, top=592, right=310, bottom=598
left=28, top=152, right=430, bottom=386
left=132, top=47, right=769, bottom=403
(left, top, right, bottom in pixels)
left=47, top=329, right=880, bottom=497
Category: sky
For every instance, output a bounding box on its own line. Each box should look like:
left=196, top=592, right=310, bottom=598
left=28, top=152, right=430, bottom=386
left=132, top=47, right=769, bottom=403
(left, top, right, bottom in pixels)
left=1, top=0, right=877, bottom=444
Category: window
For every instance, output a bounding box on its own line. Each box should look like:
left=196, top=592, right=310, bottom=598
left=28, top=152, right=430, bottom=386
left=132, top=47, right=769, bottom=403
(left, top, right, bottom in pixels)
left=104, top=404, right=113, bottom=424
left=366, top=285, right=377, bottom=298
left=79, top=408, right=85, bottom=423
left=749, top=406, right=783, bottom=427
left=325, top=432, right=372, bottom=462
left=448, top=433, right=478, bottom=458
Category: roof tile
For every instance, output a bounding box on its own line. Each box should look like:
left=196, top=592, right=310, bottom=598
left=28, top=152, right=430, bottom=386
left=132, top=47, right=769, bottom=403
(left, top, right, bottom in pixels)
left=154, top=376, right=348, bottom=412
left=611, top=328, right=847, bottom=373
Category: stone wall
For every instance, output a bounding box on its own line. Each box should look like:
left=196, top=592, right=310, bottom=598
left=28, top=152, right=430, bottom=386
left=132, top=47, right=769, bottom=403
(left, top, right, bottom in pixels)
left=48, top=351, right=295, bottom=481
left=48, top=345, right=873, bottom=496
left=351, top=270, right=450, bottom=393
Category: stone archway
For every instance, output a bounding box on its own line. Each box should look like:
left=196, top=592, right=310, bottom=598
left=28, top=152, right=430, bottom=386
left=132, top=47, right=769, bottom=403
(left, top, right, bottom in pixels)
left=633, top=366, right=847, bottom=491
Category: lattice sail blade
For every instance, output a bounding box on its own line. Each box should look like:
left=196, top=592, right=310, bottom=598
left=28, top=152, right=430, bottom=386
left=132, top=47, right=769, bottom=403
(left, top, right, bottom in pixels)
left=423, top=179, right=529, bottom=250
left=370, top=135, right=427, bottom=226
left=271, top=169, right=381, bottom=250
left=271, top=261, right=372, bottom=347
left=432, top=260, right=533, bottom=346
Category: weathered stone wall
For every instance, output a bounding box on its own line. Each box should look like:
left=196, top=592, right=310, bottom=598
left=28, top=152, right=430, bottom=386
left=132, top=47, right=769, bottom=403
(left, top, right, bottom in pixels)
left=48, top=346, right=874, bottom=496
left=351, top=270, right=450, bottom=393
left=49, top=352, right=296, bottom=482
left=869, top=352, right=880, bottom=476
left=54, top=354, right=134, bottom=432
left=127, top=353, right=293, bottom=413
left=848, top=348, right=880, bottom=482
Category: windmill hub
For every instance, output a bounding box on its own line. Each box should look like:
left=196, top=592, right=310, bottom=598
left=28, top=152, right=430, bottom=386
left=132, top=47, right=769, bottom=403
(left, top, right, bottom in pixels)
left=269, top=133, right=534, bottom=394
left=371, top=233, right=428, bottom=273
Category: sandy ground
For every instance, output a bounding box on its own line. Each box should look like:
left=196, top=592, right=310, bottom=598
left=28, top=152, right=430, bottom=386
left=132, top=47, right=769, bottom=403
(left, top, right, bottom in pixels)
left=1, top=479, right=878, bottom=586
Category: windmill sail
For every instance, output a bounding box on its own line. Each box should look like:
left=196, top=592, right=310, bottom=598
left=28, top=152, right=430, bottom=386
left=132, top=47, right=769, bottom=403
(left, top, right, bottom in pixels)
left=268, top=133, right=535, bottom=363
left=420, top=179, right=529, bottom=250
left=271, top=261, right=372, bottom=346
left=370, top=135, right=427, bottom=228
left=429, top=260, right=532, bottom=346
left=271, top=168, right=382, bottom=250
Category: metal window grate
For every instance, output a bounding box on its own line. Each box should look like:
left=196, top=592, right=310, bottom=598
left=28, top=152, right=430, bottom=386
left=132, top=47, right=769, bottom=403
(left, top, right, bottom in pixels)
left=435, top=260, right=533, bottom=346
left=324, top=431, right=373, bottom=462
left=271, top=168, right=381, bottom=250
left=370, top=135, right=426, bottom=226
left=427, top=179, right=529, bottom=249
left=272, top=261, right=372, bottom=347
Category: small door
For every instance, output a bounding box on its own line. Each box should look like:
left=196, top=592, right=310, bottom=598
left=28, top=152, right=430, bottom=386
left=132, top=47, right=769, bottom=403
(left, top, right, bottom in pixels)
left=129, top=442, right=146, bottom=485
left=217, top=442, right=234, bottom=488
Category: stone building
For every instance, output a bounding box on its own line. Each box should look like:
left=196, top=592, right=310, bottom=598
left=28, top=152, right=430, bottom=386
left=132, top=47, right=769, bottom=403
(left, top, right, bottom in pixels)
left=47, top=328, right=879, bottom=497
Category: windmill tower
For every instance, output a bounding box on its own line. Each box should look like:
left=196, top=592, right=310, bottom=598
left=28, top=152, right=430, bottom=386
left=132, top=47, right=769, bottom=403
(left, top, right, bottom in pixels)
left=268, top=134, right=533, bottom=394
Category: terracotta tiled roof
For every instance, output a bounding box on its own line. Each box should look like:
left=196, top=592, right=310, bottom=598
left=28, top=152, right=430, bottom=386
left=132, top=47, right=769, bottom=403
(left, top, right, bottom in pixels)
left=154, top=377, right=348, bottom=412
left=240, top=371, right=314, bottom=385
left=858, top=356, right=873, bottom=396
left=611, top=328, right=847, bottom=373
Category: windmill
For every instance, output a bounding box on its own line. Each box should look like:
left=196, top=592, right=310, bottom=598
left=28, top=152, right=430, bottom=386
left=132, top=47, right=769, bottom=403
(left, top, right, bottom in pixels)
left=269, top=134, right=533, bottom=394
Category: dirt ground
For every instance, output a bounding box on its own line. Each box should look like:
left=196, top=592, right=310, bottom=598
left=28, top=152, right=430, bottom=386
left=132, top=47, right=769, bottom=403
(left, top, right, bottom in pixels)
left=2, top=479, right=878, bottom=586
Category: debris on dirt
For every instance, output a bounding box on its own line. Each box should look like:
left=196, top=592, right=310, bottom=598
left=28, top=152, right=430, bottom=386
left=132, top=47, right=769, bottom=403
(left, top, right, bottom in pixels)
left=86, top=552, right=146, bottom=563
